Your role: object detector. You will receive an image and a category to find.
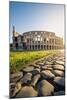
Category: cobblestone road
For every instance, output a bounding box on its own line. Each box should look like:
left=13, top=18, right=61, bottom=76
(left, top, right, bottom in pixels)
left=10, top=50, right=65, bottom=98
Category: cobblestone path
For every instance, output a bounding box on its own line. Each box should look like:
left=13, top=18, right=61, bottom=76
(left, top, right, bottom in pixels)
left=10, top=50, right=65, bottom=98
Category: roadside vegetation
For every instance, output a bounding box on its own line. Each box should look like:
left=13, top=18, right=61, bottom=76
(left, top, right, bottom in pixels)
left=10, top=50, right=58, bottom=72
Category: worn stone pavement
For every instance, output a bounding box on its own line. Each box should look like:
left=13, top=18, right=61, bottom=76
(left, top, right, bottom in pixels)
left=10, top=50, right=65, bottom=98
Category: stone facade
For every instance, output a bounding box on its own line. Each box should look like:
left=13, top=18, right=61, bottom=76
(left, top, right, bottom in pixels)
left=13, top=26, right=63, bottom=50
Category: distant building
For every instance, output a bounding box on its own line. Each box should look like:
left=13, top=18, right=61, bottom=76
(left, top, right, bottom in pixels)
left=12, top=26, right=63, bottom=50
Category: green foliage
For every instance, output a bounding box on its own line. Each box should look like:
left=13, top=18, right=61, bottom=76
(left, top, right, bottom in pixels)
left=10, top=50, right=58, bottom=71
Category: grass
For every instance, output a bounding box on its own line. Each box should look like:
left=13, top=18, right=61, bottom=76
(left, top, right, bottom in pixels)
left=10, top=50, right=58, bottom=72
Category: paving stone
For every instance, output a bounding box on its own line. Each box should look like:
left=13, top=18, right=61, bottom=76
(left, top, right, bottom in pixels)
left=30, top=64, right=40, bottom=68
left=10, top=72, right=23, bottom=79
left=10, top=50, right=65, bottom=97
left=10, top=72, right=23, bottom=82
left=10, top=83, right=16, bottom=89
left=21, top=73, right=32, bottom=84
left=61, top=59, right=65, bottom=62
left=53, top=64, right=64, bottom=71
left=45, top=61, right=53, bottom=65
left=54, top=91, right=65, bottom=95
left=38, top=80, right=54, bottom=96
left=46, top=57, right=52, bottom=62
left=12, top=82, right=22, bottom=97
left=41, top=70, right=55, bottom=79
left=52, top=70, right=64, bottom=77
left=10, top=83, right=16, bottom=97
left=54, top=77, right=65, bottom=87
left=16, top=86, right=38, bottom=98
left=56, top=61, right=64, bottom=65
left=41, top=65, right=53, bottom=70
left=23, top=66, right=34, bottom=72
left=32, top=68, right=40, bottom=75
left=37, top=62, right=45, bottom=66
left=58, top=57, right=64, bottom=61
left=31, top=74, right=40, bottom=87
left=44, top=67, right=53, bottom=71
left=53, top=57, right=58, bottom=60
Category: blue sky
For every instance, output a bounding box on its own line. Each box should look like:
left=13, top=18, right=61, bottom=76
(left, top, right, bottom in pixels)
left=9, top=2, right=65, bottom=43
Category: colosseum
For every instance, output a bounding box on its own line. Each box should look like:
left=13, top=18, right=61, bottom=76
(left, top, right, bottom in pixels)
left=12, top=26, right=63, bottom=50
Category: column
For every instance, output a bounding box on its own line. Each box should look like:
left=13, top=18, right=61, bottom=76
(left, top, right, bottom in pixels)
left=45, top=38, right=47, bottom=50
left=37, top=37, right=38, bottom=50
left=49, top=45, right=50, bottom=50
left=54, top=38, right=55, bottom=50
left=40, top=37, right=41, bottom=50
left=31, top=40, right=33, bottom=50
left=34, top=41, right=35, bottom=50
left=43, top=37, right=44, bottom=50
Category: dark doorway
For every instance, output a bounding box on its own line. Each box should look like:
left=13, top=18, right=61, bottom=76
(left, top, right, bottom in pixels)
left=16, top=43, right=18, bottom=49
left=41, top=45, right=43, bottom=50
left=32, top=45, right=34, bottom=50
left=23, top=42, right=27, bottom=50
left=50, top=45, right=51, bottom=50
left=38, top=45, right=40, bottom=50
left=35, top=45, right=37, bottom=50
left=15, top=37, right=18, bottom=42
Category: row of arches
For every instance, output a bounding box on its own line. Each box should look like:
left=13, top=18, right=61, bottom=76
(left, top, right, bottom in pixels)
left=28, top=45, right=62, bottom=50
